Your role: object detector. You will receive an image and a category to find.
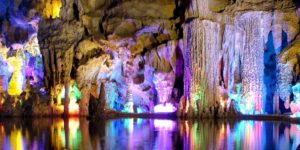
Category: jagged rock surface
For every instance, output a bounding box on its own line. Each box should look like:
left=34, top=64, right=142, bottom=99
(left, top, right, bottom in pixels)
left=36, top=0, right=184, bottom=115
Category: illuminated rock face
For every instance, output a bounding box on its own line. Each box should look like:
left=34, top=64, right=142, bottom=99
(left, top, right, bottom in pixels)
left=235, top=12, right=269, bottom=114
left=290, top=83, right=300, bottom=116
left=7, top=56, right=24, bottom=96
left=183, top=19, right=222, bottom=115
left=153, top=72, right=175, bottom=104
left=183, top=0, right=300, bottom=116
left=33, top=0, right=300, bottom=116
left=43, top=0, right=62, bottom=19
left=72, top=40, right=179, bottom=113
left=0, top=36, right=44, bottom=98
left=0, top=1, right=48, bottom=116
left=37, top=0, right=181, bottom=115
left=2, top=0, right=300, bottom=117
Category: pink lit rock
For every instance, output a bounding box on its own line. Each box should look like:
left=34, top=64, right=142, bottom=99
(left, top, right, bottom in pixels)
left=290, top=102, right=300, bottom=115
left=290, top=83, right=300, bottom=115
left=153, top=119, right=176, bottom=131
left=154, top=103, right=177, bottom=113
left=153, top=72, right=175, bottom=104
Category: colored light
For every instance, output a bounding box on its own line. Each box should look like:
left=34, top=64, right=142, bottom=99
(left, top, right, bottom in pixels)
left=229, top=84, right=258, bottom=115
left=24, top=35, right=41, bottom=57
left=69, top=92, right=79, bottom=115
left=154, top=103, right=177, bottom=113
left=290, top=83, right=300, bottom=116
left=7, top=56, right=24, bottom=96
left=54, top=81, right=81, bottom=115
left=5, top=129, right=25, bottom=150
left=44, top=0, right=62, bottom=19
left=68, top=119, right=81, bottom=149
left=123, top=102, right=134, bottom=113
left=154, top=119, right=176, bottom=131
left=0, top=33, right=44, bottom=97
left=292, top=83, right=300, bottom=100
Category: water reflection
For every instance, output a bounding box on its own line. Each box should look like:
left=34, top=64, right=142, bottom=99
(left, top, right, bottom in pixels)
left=0, top=118, right=300, bottom=150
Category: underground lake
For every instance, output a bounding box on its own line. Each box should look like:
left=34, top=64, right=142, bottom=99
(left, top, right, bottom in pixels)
left=1, top=118, right=300, bottom=150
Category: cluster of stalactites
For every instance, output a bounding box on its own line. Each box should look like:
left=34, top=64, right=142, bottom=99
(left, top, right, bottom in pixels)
left=184, top=3, right=300, bottom=117
left=0, top=35, right=44, bottom=97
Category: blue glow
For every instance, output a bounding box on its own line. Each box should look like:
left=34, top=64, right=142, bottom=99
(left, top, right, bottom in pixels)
left=263, top=31, right=277, bottom=114
left=290, top=83, right=300, bottom=116
left=229, top=84, right=256, bottom=114
left=122, top=102, right=134, bottom=113
left=292, top=83, right=300, bottom=98
left=137, top=107, right=146, bottom=113
left=2, top=119, right=300, bottom=149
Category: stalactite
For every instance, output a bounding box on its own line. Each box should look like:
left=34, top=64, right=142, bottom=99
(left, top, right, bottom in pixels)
left=183, top=0, right=300, bottom=116
left=278, top=63, right=293, bottom=102
left=183, top=19, right=222, bottom=117
left=234, top=12, right=272, bottom=114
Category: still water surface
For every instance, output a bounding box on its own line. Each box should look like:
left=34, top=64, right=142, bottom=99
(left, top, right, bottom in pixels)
left=0, top=118, right=299, bottom=150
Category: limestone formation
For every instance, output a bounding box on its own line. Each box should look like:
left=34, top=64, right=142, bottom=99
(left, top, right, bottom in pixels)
left=0, top=0, right=300, bottom=117
left=183, top=0, right=300, bottom=117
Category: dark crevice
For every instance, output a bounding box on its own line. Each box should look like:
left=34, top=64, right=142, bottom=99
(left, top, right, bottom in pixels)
left=293, top=54, right=300, bottom=83
left=18, top=0, right=32, bottom=16
left=297, top=55, right=300, bottom=81
left=70, top=39, right=83, bottom=80
left=99, top=22, right=104, bottom=35
left=73, top=3, right=80, bottom=21
left=70, top=64, right=77, bottom=79
left=108, top=0, right=122, bottom=9
left=0, top=19, right=2, bottom=33
left=173, top=45, right=184, bottom=103
left=293, top=0, right=300, bottom=8
left=174, top=0, right=191, bottom=39
left=53, top=48, right=59, bottom=86
left=84, top=26, right=89, bottom=36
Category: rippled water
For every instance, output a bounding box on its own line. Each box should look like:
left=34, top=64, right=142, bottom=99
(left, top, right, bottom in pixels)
left=0, top=118, right=299, bottom=150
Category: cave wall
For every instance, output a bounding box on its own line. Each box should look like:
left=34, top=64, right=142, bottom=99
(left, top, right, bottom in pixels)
left=183, top=0, right=300, bottom=117
left=1, top=0, right=300, bottom=117
left=37, top=0, right=184, bottom=115
left=0, top=0, right=47, bottom=116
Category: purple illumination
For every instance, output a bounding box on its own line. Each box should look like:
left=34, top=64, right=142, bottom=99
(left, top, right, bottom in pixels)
left=154, top=119, right=176, bottom=131
left=154, top=103, right=177, bottom=113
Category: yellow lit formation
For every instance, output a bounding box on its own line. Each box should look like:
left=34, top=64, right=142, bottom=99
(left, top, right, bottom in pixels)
left=50, top=118, right=81, bottom=149
left=10, top=129, right=24, bottom=150
left=0, top=45, right=9, bottom=61
left=7, top=56, right=24, bottom=96
left=44, top=0, right=62, bottom=19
